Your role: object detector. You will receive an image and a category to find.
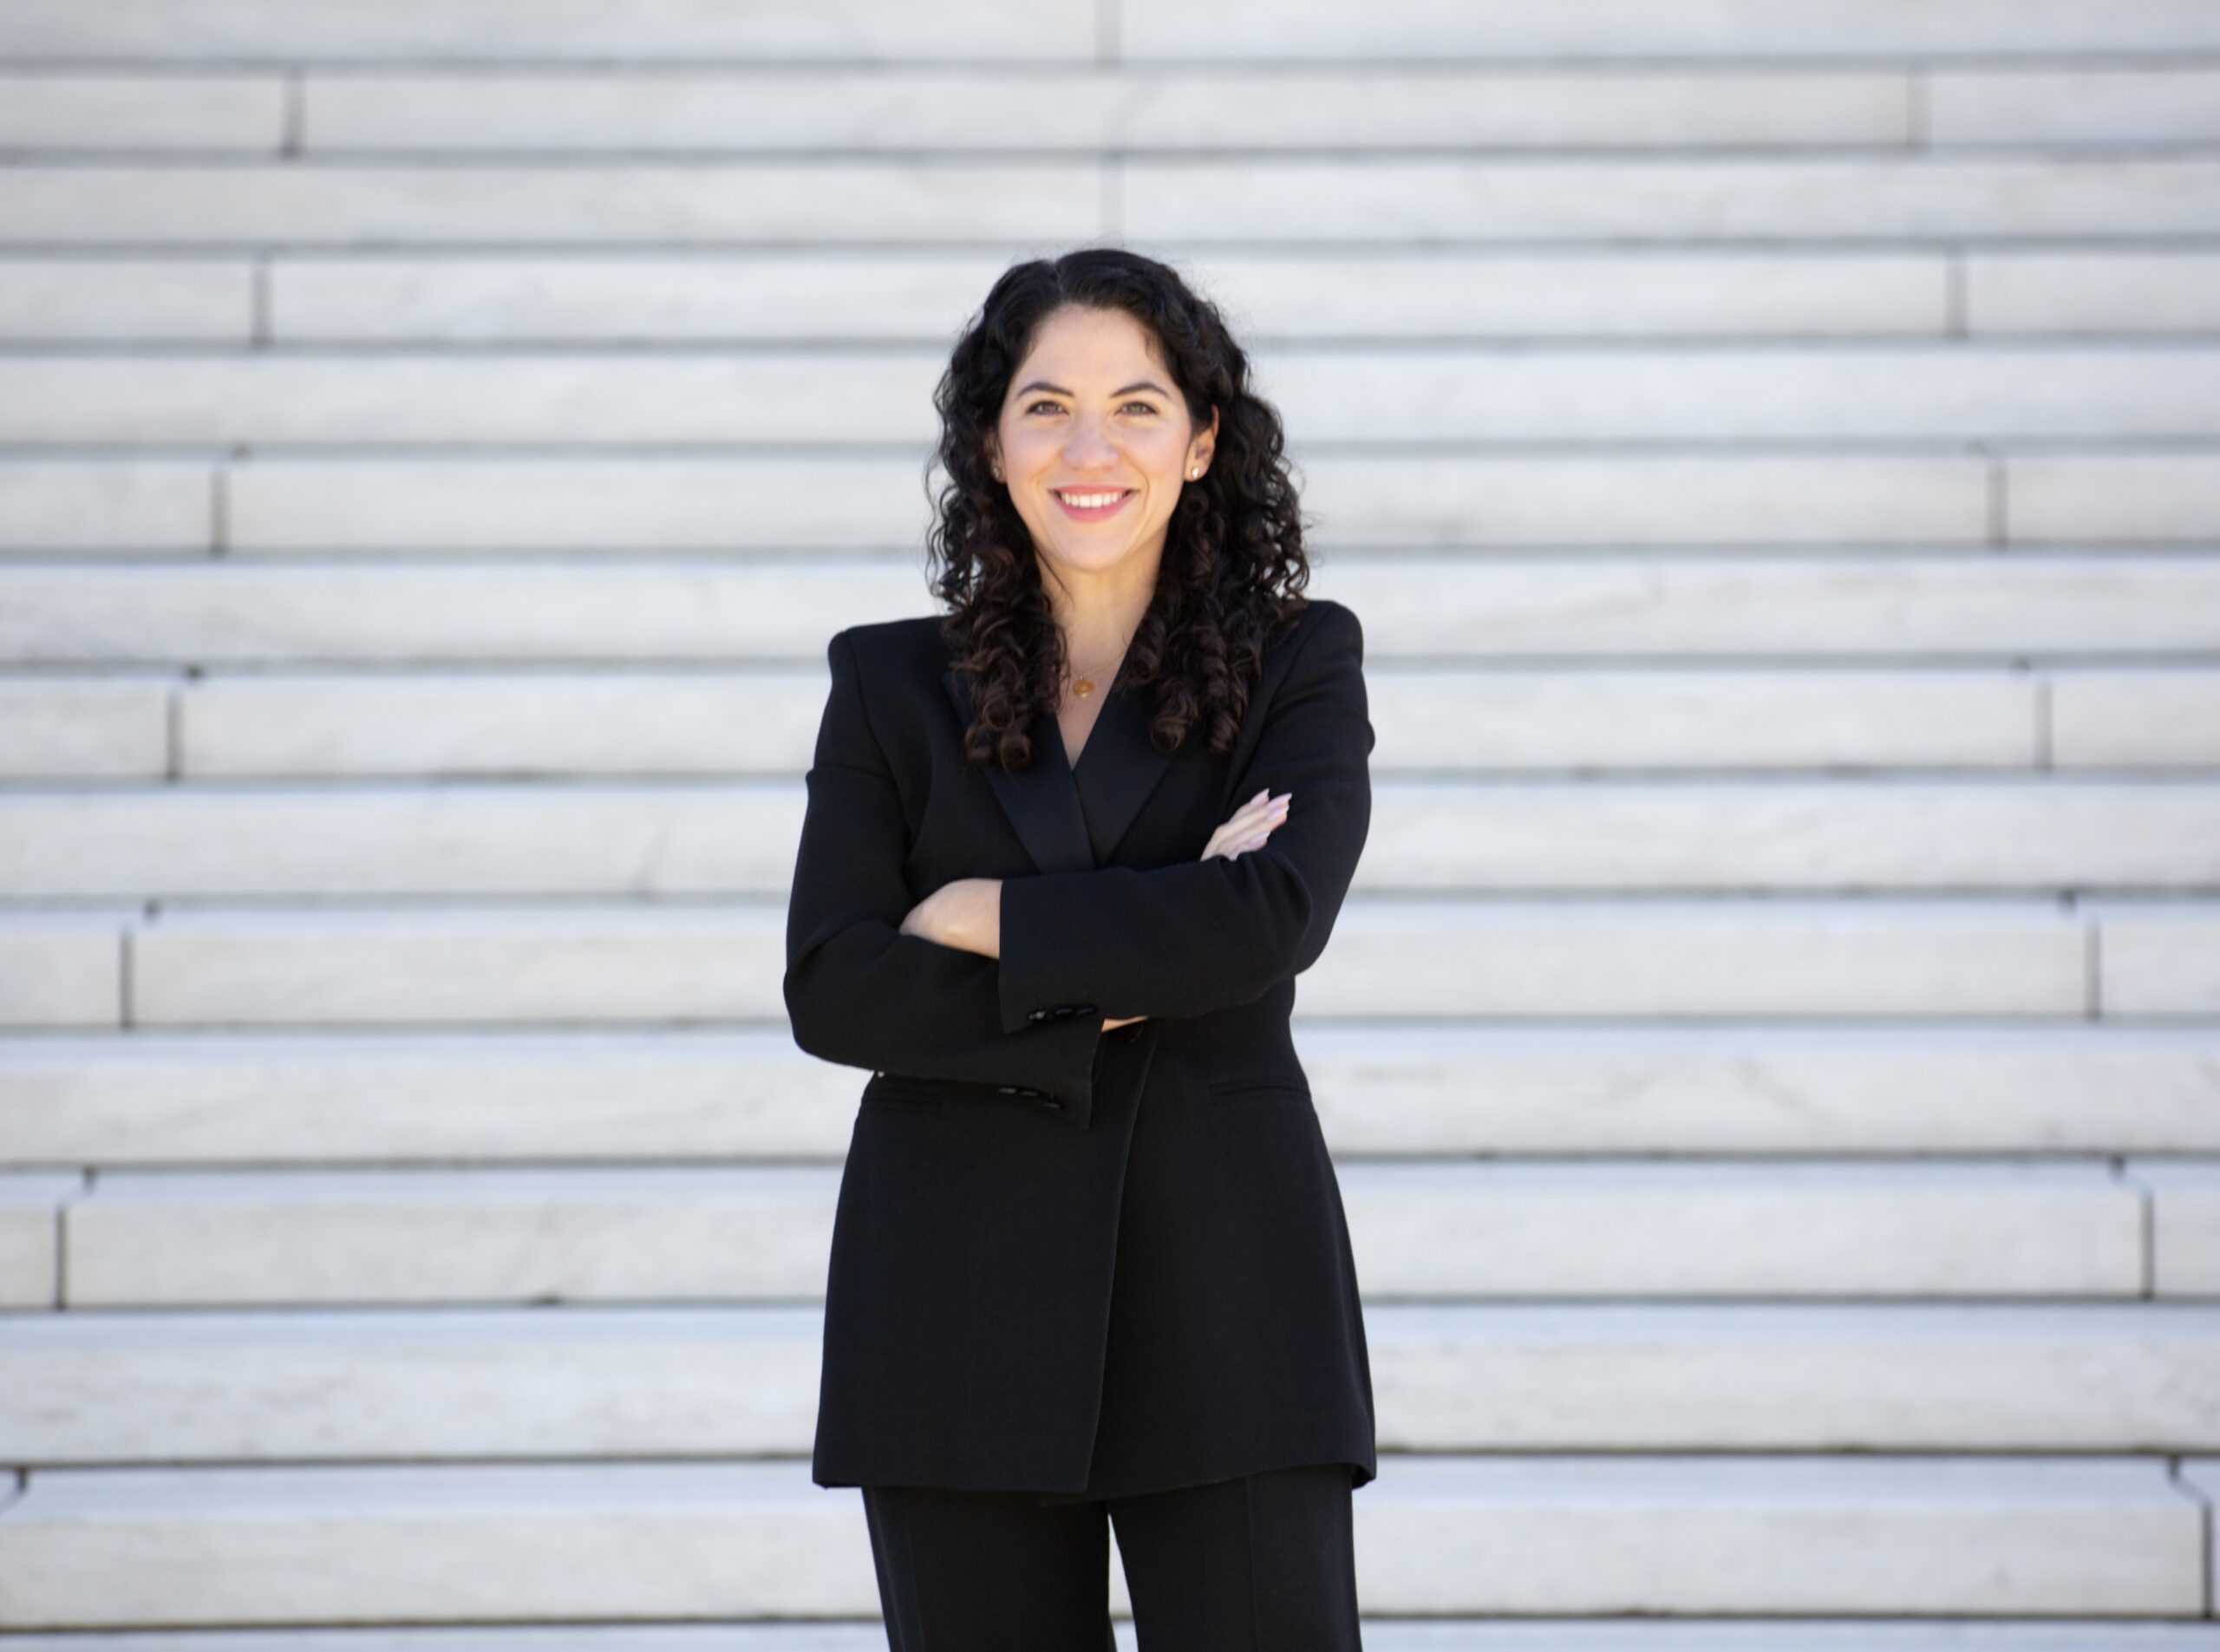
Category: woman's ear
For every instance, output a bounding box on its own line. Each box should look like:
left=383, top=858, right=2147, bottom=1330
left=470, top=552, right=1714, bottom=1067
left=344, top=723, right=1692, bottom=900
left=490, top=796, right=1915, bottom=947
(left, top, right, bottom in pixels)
left=1192, top=407, right=1220, bottom=473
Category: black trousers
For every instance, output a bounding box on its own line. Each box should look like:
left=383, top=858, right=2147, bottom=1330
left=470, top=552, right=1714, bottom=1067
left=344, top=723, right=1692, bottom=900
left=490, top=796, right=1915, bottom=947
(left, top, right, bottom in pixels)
left=859, top=1463, right=1363, bottom=1650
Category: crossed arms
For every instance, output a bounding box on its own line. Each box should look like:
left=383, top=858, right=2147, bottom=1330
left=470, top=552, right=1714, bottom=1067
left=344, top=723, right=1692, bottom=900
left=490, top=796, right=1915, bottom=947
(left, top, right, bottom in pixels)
left=780, top=602, right=1374, bottom=1120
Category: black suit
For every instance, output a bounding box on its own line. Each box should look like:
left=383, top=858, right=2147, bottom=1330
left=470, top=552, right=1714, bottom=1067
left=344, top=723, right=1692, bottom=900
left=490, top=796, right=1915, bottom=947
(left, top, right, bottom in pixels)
left=783, top=596, right=1377, bottom=1504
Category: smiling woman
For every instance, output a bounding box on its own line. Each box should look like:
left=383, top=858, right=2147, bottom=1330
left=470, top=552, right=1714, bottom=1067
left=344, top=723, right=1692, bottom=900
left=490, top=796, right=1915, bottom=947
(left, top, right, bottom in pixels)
left=925, top=249, right=1312, bottom=785
left=782, top=246, right=1373, bottom=1650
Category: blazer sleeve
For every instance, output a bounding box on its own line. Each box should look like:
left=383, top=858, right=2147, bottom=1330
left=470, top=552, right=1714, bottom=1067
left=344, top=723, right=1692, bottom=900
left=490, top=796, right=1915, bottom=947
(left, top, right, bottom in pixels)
left=782, top=628, right=1106, bottom=1108
left=996, top=600, right=1374, bottom=1032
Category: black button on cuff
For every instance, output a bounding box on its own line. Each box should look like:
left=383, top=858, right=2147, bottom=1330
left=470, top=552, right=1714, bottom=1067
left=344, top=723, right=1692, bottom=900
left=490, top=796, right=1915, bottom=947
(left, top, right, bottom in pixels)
left=1027, top=1008, right=1051, bottom=1023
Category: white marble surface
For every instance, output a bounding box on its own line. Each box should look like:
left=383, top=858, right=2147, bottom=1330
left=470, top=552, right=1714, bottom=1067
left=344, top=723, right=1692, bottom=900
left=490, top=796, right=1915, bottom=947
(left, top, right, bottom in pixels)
left=263, top=250, right=1955, bottom=343
left=2124, top=1158, right=2220, bottom=1296
left=9, top=347, right=2218, bottom=446
left=9, top=559, right=2220, bottom=658
left=95, top=895, right=2106, bottom=1024
left=1113, top=0, right=2220, bottom=58
left=6, top=1024, right=2218, bottom=1166
left=2008, top=454, right=2220, bottom=543
left=2093, top=908, right=2220, bottom=1015
left=0, top=679, right=169, bottom=779
left=296, top=69, right=1913, bottom=153
left=0, top=163, right=1103, bottom=245
left=5, top=778, right=2219, bottom=897
left=0, top=259, right=251, bottom=342
left=46, top=1158, right=2151, bottom=1307
left=0, top=463, right=211, bottom=552
left=0, top=1455, right=2199, bottom=1624
left=0, top=75, right=284, bottom=149
left=0, top=0, right=1098, bottom=61
left=3, top=1301, right=2217, bottom=1461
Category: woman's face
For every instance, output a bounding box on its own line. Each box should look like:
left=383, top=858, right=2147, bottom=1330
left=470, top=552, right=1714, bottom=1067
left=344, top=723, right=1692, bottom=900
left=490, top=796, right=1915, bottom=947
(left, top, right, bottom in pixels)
left=989, top=304, right=1217, bottom=594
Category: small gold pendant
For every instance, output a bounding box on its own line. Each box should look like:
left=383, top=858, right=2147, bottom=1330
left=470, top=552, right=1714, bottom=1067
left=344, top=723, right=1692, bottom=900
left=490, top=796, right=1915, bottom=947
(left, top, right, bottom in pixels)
left=1074, top=678, right=1094, bottom=697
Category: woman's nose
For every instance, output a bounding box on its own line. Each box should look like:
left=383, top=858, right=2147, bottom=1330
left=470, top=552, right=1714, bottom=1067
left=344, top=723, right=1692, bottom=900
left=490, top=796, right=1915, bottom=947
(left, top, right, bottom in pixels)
left=1061, top=417, right=1118, bottom=467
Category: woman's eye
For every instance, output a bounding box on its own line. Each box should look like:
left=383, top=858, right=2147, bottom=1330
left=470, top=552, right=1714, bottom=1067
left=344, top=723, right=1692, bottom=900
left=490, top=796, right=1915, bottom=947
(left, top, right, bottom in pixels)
left=1022, top=400, right=1160, bottom=416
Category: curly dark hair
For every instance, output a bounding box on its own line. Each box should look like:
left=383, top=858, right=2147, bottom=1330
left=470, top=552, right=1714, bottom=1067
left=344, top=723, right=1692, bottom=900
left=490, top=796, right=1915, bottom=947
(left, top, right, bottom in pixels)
left=924, top=246, right=1312, bottom=773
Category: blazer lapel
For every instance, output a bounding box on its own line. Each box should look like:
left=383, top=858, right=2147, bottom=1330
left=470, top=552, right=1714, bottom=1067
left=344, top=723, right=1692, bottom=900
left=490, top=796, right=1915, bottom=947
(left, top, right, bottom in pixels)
left=942, top=663, right=1176, bottom=873
left=1068, top=675, right=1176, bottom=866
left=943, top=664, right=1094, bottom=873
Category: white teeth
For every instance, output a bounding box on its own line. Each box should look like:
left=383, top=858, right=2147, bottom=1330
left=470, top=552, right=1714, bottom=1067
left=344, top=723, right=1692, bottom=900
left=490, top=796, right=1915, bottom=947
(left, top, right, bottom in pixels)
left=1059, top=491, right=1126, bottom=509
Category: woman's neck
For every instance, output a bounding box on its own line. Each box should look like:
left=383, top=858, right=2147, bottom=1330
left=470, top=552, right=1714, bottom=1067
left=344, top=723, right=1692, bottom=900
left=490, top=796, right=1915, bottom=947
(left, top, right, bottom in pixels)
left=1044, top=557, right=1157, bottom=679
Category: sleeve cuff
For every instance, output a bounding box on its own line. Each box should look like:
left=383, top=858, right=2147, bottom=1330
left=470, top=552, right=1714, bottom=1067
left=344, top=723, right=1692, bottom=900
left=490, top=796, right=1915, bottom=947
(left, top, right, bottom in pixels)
left=997, top=872, right=1103, bottom=1035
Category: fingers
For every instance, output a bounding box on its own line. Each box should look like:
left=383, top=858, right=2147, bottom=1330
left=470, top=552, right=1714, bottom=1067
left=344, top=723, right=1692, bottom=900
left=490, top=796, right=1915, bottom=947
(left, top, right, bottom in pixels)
left=1201, top=788, right=1292, bottom=861
left=1224, top=787, right=1291, bottom=833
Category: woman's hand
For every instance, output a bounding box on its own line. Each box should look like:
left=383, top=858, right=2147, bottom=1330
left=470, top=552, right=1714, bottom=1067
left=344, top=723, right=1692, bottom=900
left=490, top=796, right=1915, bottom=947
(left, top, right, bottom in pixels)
left=902, top=790, right=1289, bottom=1033
left=898, top=877, right=1001, bottom=959
left=1201, top=787, right=1291, bottom=862
left=1088, top=790, right=1288, bottom=1034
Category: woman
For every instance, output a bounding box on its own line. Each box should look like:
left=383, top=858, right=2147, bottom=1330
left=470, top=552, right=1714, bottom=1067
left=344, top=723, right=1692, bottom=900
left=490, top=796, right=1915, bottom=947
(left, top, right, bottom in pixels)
left=782, top=246, right=1376, bottom=1649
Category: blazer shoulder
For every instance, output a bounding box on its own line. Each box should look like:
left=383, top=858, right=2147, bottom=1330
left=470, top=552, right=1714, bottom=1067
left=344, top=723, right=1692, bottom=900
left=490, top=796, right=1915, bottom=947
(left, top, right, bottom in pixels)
left=1270, top=597, right=1364, bottom=674
left=826, top=615, right=953, bottom=682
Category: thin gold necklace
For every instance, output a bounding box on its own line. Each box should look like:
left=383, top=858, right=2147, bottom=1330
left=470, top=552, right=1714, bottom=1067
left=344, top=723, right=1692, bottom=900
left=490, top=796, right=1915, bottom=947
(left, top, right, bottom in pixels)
left=1066, top=629, right=1134, bottom=700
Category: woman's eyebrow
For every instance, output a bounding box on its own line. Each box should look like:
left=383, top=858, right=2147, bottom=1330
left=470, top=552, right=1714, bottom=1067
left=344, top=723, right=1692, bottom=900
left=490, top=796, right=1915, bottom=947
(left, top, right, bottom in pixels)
left=1013, top=379, right=1172, bottom=400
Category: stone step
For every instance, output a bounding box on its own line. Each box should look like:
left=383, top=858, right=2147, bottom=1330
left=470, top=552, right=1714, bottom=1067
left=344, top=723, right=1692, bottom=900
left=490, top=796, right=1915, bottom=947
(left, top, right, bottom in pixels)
left=272, top=248, right=2220, bottom=343
left=1126, top=0, right=2220, bottom=62
left=5, top=777, right=2220, bottom=899
left=7, top=248, right=1918, bottom=343
left=4, top=69, right=1894, bottom=153
left=12, top=460, right=2220, bottom=554
left=10, top=346, right=2220, bottom=446
left=0, top=258, right=254, bottom=343
left=7, top=558, right=2220, bottom=661
left=0, top=1454, right=2199, bottom=1625
left=11, top=461, right=2220, bottom=554
left=0, top=0, right=1098, bottom=63
left=0, top=676, right=170, bottom=780
left=25, top=1157, right=2171, bottom=1308
left=4, top=158, right=2220, bottom=248
left=2132, top=1159, right=2220, bottom=1295
left=6, top=1023, right=2216, bottom=1167
left=6, top=1300, right=2218, bottom=1461
left=4, top=0, right=2217, bottom=62
left=0, top=462, right=211, bottom=552
left=6, top=1627, right=2220, bottom=1652
left=42, top=663, right=2218, bottom=780
left=2091, top=900, right=2220, bottom=1015
left=295, top=69, right=2220, bottom=153
left=0, top=666, right=2086, bottom=781
left=3, top=69, right=2216, bottom=153
left=10, top=250, right=2217, bottom=346
left=0, top=75, right=284, bottom=150
left=0, top=1170, right=73, bottom=1308
left=25, top=664, right=2220, bottom=779
left=0, top=895, right=2154, bottom=1028
left=0, top=911, right=124, bottom=1029
left=21, top=894, right=2216, bottom=1028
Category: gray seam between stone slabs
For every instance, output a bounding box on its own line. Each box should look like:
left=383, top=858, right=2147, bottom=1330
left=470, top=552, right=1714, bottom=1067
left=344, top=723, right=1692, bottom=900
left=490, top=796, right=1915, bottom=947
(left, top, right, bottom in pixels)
left=50, top=1169, right=89, bottom=1310
left=2171, top=1456, right=2217, bottom=1615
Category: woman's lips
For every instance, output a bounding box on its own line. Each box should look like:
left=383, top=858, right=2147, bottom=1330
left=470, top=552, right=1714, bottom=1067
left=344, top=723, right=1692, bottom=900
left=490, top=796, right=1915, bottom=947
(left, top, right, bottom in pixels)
left=1052, top=487, right=1133, bottom=522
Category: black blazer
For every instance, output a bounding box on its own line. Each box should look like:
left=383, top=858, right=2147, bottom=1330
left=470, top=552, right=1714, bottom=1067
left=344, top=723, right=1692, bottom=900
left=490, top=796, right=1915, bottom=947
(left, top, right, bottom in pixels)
left=783, top=596, right=1377, bottom=1499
